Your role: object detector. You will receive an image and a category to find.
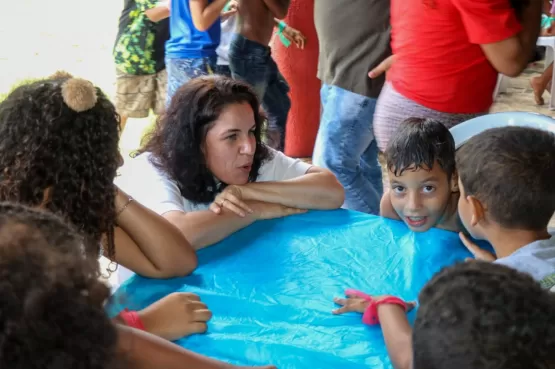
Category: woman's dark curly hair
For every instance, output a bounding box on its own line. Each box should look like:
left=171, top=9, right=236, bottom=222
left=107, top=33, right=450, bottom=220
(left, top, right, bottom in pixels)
left=0, top=202, right=124, bottom=369
left=139, top=75, right=272, bottom=204
left=0, top=74, right=120, bottom=260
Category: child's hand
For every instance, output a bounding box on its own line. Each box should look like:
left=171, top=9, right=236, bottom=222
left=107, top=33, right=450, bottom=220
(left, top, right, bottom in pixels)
left=333, top=292, right=416, bottom=315
left=137, top=292, right=212, bottom=341
left=332, top=294, right=372, bottom=314
left=459, top=232, right=496, bottom=262
left=282, top=26, right=307, bottom=49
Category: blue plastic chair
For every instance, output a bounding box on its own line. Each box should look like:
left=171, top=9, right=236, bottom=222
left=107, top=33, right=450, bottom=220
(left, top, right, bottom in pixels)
left=450, top=111, right=555, bottom=149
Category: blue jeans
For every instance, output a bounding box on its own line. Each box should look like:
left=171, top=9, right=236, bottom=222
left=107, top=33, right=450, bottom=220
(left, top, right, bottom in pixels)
left=166, top=56, right=217, bottom=106
left=313, top=84, right=383, bottom=214
left=228, top=34, right=290, bottom=151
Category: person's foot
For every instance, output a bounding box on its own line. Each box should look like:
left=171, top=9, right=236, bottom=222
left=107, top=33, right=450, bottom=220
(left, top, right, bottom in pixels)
left=531, top=77, right=546, bottom=105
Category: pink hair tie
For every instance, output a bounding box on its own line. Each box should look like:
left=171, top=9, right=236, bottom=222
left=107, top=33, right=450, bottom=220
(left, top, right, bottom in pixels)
left=119, top=308, right=146, bottom=331
left=345, top=289, right=408, bottom=325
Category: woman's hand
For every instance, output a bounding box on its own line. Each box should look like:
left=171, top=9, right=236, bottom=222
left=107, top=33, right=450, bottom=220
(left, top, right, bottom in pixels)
left=251, top=201, right=307, bottom=220
left=137, top=292, right=212, bottom=341
left=209, top=185, right=254, bottom=217
left=368, top=54, right=396, bottom=79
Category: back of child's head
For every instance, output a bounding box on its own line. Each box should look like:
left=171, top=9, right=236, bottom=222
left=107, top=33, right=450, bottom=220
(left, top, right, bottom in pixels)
left=0, top=72, right=120, bottom=259
left=456, top=126, right=555, bottom=231
left=385, top=118, right=456, bottom=177
left=0, top=202, right=123, bottom=369
left=413, top=261, right=555, bottom=369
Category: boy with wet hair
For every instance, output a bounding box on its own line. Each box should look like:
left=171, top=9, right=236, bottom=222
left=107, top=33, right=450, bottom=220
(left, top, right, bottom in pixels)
left=380, top=118, right=461, bottom=232
left=333, top=261, right=555, bottom=369
left=456, top=126, right=555, bottom=289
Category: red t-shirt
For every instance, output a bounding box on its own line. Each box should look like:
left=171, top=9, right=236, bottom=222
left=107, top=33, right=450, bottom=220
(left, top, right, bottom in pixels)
left=388, top=0, right=522, bottom=114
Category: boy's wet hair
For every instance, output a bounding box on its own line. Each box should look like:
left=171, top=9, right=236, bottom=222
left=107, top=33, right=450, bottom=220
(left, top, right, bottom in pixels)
left=0, top=202, right=123, bottom=369
left=413, top=261, right=555, bottom=369
left=456, top=126, right=555, bottom=230
left=385, top=118, right=456, bottom=178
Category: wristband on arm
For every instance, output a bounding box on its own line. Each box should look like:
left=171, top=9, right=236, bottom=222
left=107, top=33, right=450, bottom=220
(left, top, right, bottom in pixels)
left=277, top=20, right=291, bottom=48
left=118, top=308, right=146, bottom=330
left=345, top=289, right=408, bottom=325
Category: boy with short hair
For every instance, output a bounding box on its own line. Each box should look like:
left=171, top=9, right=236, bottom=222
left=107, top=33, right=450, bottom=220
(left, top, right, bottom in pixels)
left=380, top=118, right=461, bottom=232
left=333, top=261, right=555, bottom=369
left=456, top=126, right=555, bottom=289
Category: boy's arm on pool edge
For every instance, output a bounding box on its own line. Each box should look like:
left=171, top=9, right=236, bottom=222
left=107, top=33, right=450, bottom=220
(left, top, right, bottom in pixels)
left=378, top=305, right=413, bottom=369
left=380, top=190, right=402, bottom=221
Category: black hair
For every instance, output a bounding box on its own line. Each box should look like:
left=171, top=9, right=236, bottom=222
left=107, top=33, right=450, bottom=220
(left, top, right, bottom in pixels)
left=413, top=261, right=555, bottom=369
left=0, top=76, right=119, bottom=260
left=385, top=118, right=456, bottom=178
left=139, top=75, right=272, bottom=204
left=456, top=126, right=555, bottom=230
left=0, top=202, right=124, bottom=369
left=509, top=0, right=529, bottom=20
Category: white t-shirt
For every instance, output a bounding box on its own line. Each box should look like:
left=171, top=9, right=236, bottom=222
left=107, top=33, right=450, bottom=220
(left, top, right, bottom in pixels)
left=216, top=15, right=237, bottom=66
left=495, top=237, right=555, bottom=291
left=115, top=149, right=312, bottom=215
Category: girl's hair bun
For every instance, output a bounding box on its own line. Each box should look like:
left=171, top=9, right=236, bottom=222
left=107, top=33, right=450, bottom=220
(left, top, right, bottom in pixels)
left=61, top=78, right=98, bottom=113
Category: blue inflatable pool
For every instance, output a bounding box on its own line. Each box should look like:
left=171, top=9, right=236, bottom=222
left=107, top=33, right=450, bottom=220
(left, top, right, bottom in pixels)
left=107, top=210, right=471, bottom=369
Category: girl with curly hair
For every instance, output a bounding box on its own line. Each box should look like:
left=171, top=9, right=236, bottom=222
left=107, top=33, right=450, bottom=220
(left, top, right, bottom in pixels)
left=119, top=75, right=345, bottom=249
left=0, top=202, right=276, bottom=369
left=0, top=74, right=211, bottom=341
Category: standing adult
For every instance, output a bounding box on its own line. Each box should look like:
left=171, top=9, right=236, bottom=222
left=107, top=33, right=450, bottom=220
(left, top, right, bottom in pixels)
left=312, top=0, right=391, bottom=214
left=228, top=0, right=292, bottom=151
left=373, top=0, right=542, bottom=153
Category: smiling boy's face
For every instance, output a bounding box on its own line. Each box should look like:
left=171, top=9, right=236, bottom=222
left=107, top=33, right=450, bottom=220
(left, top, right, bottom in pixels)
left=388, top=162, right=456, bottom=232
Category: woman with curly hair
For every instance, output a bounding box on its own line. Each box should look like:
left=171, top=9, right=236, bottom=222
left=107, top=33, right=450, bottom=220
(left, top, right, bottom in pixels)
left=0, top=73, right=212, bottom=341
left=118, top=75, right=345, bottom=249
left=0, top=202, right=276, bottom=369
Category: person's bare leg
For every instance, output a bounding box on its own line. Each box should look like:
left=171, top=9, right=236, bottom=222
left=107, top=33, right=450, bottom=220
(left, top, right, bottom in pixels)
left=531, top=62, right=554, bottom=105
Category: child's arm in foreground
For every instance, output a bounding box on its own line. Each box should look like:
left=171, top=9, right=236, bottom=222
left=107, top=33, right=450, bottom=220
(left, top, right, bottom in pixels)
left=333, top=293, right=414, bottom=369
left=380, top=190, right=402, bottom=221
left=190, top=0, right=229, bottom=31
left=117, top=324, right=276, bottom=369
left=378, top=305, right=414, bottom=369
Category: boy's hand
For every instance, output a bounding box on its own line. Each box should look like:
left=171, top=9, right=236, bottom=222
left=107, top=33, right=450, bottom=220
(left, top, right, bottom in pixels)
left=332, top=293, right=416, bottom=315
left=138, top=292, right=212, bottom=341
left=282, top=26, right=307, bottom=49
left=459, top=232, right=496, bottom=262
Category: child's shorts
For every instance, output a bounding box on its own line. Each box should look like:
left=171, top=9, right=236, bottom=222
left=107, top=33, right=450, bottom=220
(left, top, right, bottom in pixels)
left=114, top=68, right=167, bottom=118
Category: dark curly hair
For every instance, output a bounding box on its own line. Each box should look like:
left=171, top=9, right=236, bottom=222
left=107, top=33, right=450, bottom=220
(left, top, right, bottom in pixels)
left=0, top=202, right=124, bottom=369
left=139, top=75, right=272, bottom=204
left=413, top=261, right=555, bottom=369
left=0, top=75, right=120, bottom=260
